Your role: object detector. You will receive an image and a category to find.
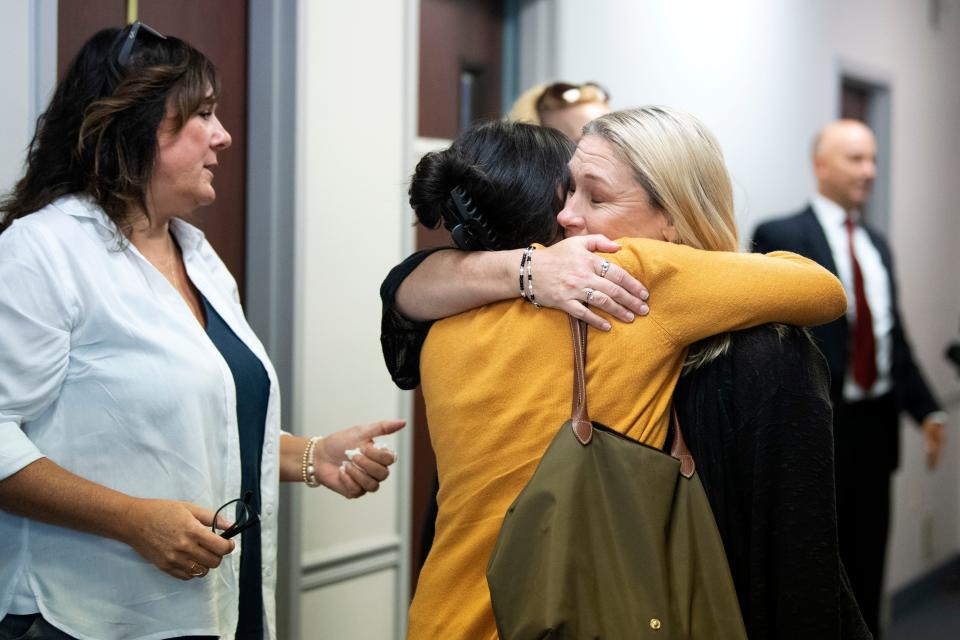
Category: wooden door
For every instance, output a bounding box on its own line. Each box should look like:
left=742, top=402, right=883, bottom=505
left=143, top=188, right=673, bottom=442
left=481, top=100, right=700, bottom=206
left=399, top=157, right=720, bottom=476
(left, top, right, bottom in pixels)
left=56, top=1, right=249, bottom=298
left=841, top=81, right=870, bottom=123
left=411, top=0, right=505, bottom=594
left=56, top=1, right=126, bottom=75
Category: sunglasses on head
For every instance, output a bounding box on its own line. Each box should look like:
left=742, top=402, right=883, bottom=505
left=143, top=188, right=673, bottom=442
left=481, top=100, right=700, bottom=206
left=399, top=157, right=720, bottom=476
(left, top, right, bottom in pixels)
left=536, top=82, right=610, bottom=112
left=116, top=20, right=167, bottom=67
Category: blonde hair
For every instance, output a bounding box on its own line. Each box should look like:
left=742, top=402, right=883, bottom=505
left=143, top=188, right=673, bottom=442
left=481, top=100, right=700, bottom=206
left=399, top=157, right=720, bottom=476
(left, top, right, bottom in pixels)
left=584, top=106, right=738, bottom=368
left=584, top=106, right=737, bottom=251
left=507, top=83, right=548, bottom=124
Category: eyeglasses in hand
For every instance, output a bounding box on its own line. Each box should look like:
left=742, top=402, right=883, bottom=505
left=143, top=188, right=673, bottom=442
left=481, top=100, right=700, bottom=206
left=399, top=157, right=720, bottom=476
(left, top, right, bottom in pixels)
left=213, top=490, right=260, bottom=540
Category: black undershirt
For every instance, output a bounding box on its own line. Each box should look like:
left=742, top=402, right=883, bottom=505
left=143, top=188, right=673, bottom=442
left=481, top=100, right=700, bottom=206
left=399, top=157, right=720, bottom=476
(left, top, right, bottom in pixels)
left=201, top=295, right=269, bottom=640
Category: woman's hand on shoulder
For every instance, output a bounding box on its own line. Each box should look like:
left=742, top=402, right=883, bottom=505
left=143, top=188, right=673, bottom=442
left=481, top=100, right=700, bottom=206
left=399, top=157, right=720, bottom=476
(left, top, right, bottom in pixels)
left=534, top=235, right=649, bottom=330
left=120, top=498, right=236, bottom=581
left=314, top=420, right=405, bottom=499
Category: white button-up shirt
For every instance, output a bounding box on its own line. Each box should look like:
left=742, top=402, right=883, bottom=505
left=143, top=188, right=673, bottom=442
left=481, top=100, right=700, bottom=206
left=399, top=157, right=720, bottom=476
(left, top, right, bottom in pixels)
left=811, top=194, right=893, bottom=401
left=0, top=195, right=280, bottom=640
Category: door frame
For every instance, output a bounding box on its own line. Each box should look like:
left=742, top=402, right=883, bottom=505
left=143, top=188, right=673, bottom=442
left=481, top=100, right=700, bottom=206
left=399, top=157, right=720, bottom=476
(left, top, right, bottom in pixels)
left=30, top=0, right=58, bottom=124
left=246, top=1, right=300, bottom=637
left=835, top=58, right=893, bottom=234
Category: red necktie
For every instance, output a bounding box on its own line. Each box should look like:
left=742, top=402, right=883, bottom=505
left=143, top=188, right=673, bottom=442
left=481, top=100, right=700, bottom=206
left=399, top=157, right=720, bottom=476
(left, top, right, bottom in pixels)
left=845, top=215, right=877, bottom=390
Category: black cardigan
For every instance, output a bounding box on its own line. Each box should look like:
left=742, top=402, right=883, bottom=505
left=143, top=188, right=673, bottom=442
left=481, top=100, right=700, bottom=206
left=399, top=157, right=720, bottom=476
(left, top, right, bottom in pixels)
left=380, top=250, right=871, bottom=640
left=671, top=326, right=871, bottom=639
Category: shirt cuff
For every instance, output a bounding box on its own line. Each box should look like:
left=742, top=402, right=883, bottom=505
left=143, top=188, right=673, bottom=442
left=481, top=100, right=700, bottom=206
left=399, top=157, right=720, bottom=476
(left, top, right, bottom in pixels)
left=0, top=420, right=44, bottom=481
left=924, top=411, right=949, bottom=426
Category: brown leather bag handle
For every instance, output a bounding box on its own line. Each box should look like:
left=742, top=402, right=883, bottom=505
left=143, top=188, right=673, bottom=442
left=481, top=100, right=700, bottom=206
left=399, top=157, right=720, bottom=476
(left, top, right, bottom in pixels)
left=569, top=317, right=593, bottom=445
left=568, top=318, right=696, bottom=477
left=670, top=407, right=696, bottom=478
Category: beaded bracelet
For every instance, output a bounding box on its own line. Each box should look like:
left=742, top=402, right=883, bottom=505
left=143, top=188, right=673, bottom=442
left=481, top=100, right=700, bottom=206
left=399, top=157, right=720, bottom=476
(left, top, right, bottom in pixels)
left=524, top=246, right=541, bottom=309
left=519, top=248, right=529, bottom=300
left=519, top=246, right=541, bottom=307
left=301, top=436, right=322, bottom=487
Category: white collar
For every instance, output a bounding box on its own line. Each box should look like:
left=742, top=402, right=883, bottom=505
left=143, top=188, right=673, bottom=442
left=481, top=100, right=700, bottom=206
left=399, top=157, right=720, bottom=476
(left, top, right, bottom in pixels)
left=49, top=193, right=206, bottom=253
left=811, top=193, right=862, bottom=227
left=170, top=217, right=206, bottom=254
left=50, top=193, right=115, bottom=230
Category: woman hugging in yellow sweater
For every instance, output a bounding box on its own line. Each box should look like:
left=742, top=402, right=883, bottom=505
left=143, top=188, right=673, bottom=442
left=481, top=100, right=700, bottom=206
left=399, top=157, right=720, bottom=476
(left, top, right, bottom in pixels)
left=383, top=108, right=865, bottom=639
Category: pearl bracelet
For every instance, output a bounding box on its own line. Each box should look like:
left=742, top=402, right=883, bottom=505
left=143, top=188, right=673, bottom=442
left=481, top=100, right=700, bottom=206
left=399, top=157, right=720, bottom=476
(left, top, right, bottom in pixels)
left=519, top=246, right=541, bottom=308
left=301, top=436, right=322, bottom=487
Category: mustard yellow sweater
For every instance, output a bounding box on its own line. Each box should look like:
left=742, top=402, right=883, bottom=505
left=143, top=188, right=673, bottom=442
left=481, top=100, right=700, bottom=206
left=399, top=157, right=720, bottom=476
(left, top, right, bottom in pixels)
left=408, top=239, right=847, bottom=639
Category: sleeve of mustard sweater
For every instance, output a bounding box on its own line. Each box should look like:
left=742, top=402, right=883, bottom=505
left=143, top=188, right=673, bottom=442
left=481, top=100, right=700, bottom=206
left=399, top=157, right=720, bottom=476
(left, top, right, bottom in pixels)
left=606, top=239, right=848, bottom=347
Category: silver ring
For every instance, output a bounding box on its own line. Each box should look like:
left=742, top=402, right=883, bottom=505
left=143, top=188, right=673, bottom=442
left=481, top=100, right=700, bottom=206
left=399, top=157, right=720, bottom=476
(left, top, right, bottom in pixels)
left=599, top=260, right=611, bottom=278
left=584, top=288, right=595, bottom=304
left=189, top=562, right=208, bottom=578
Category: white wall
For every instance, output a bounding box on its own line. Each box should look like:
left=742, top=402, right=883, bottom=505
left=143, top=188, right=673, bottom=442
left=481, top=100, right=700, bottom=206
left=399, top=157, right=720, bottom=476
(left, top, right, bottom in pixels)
left=0, top=1, right=38, bottom=195
left=544, top=0, right=960, bottom=593
left=293, top=0, right=412, bottom=637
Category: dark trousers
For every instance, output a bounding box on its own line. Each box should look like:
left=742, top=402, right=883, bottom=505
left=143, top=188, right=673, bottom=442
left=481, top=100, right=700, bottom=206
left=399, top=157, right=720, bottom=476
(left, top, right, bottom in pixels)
left=0, top=615, right=75, bottom=640
left=833, top=392, right=898, bottom=640
left=0, top=614, right=217, bottom=640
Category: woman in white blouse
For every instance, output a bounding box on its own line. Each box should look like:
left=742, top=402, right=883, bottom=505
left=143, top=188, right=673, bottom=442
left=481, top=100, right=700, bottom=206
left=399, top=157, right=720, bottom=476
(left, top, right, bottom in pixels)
left=0, top=23, right=403, bottom=640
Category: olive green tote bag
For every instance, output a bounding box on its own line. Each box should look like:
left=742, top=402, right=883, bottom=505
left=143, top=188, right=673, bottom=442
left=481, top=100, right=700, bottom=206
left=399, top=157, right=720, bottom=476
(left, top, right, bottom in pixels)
left=486, top=318, right=747, bottom=640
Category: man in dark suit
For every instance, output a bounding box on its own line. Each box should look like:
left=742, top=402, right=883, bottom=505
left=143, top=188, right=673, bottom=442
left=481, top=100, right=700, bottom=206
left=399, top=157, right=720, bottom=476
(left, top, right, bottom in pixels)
left=752, top=119, right=947, bottom=638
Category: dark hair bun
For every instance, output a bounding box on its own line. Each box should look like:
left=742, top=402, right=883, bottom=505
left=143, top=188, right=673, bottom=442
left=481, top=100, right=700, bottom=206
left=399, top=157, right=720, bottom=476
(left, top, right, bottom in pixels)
left=408, top=148, right=485, bottom=230
left=408, top=120, right=575, bottom=251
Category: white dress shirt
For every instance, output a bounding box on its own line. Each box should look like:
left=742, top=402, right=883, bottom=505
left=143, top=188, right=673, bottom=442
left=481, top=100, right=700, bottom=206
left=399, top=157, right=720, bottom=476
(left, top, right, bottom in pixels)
left=0, top=195, right=281, bottom=640
left=811, top=194, right=893, bottom=401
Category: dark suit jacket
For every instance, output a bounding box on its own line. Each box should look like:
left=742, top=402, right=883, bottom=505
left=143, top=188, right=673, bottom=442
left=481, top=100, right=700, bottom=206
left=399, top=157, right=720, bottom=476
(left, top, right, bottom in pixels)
left=752, top=207, right=940, bottom=468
